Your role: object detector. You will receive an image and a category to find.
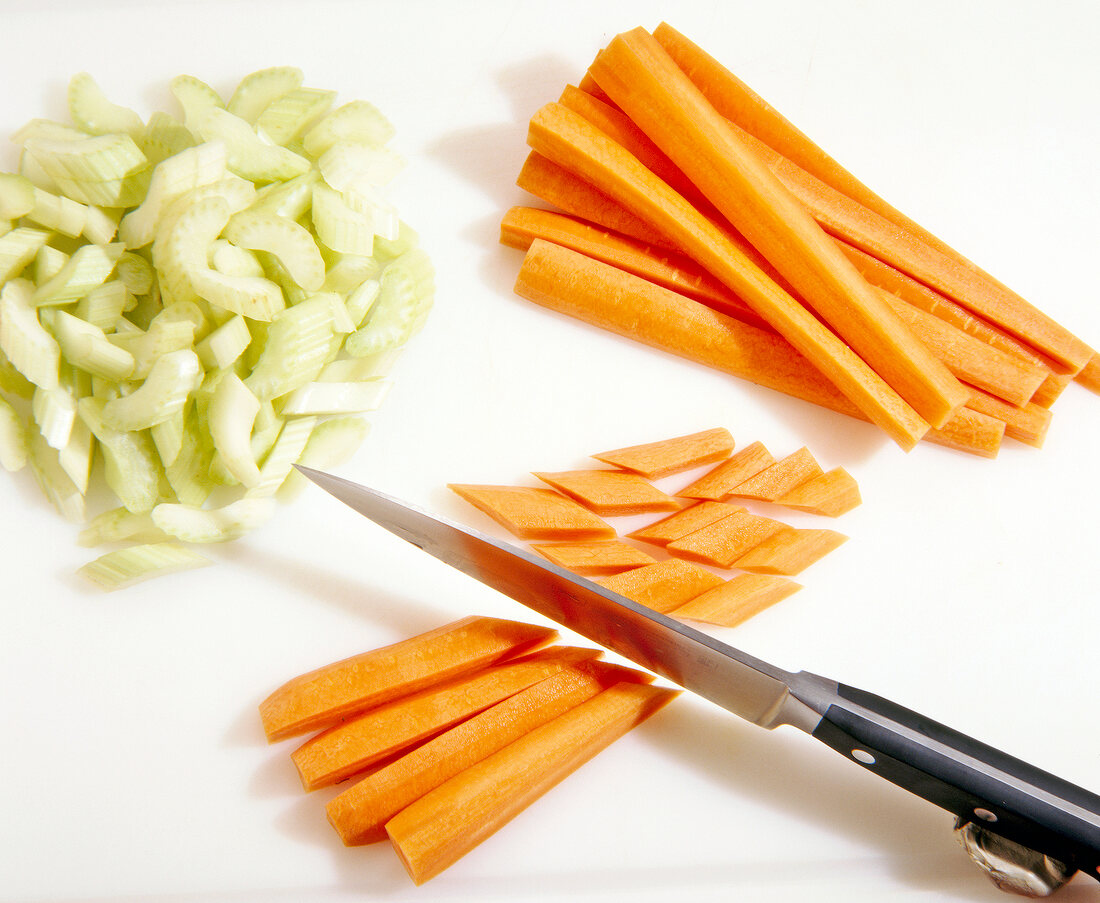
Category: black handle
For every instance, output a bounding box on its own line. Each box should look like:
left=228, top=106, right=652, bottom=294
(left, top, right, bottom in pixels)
left=811, top=683, right=1100, bottom=880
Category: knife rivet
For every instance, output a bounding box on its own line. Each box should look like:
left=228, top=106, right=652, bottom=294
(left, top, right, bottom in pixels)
left=851, top=749, right=876, bottom=765
left=973, top=808, right=998, bottom=823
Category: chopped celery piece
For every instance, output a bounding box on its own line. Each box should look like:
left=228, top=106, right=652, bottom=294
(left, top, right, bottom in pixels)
left=197, top=108, right=310, bottom=184
left=82, top=205, right=120, bottom=245
left=318, top=141, right=404, bottom=194
left=227, top=67, right=303, bottom=124
left=139, top=112, right=197, bottom=166
left=32, top=242, right=123, bottom=307
left=114, top=252, right=154, bottom=295
left=58, top=416, right=94, bottom=494
left=23, top=132, right=147, bottom=183
left=52, top=310, right=135, bottom=380
left=247, top=414, right=315, bottom=497
left=28, top=430, right=85, bottom=522
left=78, top=397, right=163, bottom=513
left=0, top=227, right=51, bottom=282
left=170, top=75, right=224, bottom=132
left=210, top=239, right=264, bottom=278
left=318, top=349, right=399, bottom=381
left=248, top=169, right=318, bottom=219
left=1, top=279, right=60, bottom=389
left=101, top=347, right=201, bottom=431
left=32, top=383, right=77, bottom=449
left=254, top=87, right=336, bottom=146
left=303, top=100, right=395, bottom=157
left=35, top=245, right=69, bottom=284
left=280, top=415, right=368, bottom=499
left=124, top=312, right=197, bottom=379
left=155, top=194, right=231, bottom=304
left=223, top=209, right=325, bottom=291
left=280, top=378, right=390, bottom=415
left=321, top=252, right=380, bottom=294
left=152, top=497, right=274, bottom=543
left=195, top=313, right=250, bottom=370
left=27, top=187, right=88, bottom=237
left=151, top=405, right=185, bottom=467
left=0, top=173, right=36, bottom=219
left=0, top=351, right=36, bottom=399
left=345, top=277, right=380, bottom=327
left=76, top=280, right=130, bottom=329
left=164, top=410, right=214, bottom=507
left=68, top=73, right=144, bottom=137
left=0, top=395, right=28, bottom=471
left=78, top=507, right=168, bottom=546
left=311, top=182, right=374, bottom=256
left=243, top=294, right=336, bottom=401
left=189, top=267, right=285, bottom=321
left=78, top=542, right=211, bottom=591
left=208, top=372, right=262, bottom=488
left=345, top=247, right=433, bottom=357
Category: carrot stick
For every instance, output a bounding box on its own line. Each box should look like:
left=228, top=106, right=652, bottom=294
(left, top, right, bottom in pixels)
left=386, top=681, right=679, bottom=885
left=526, top=104, right=931, bottom=450
left=258, top=616, right=557, bottom=742
left=290, top=646, right=600, bottom=791
left=733, top=527, right=848, bottom=575
left=964, top=390, right=1052, bottom=448
left=597, top=558, right=724, bottom=613
left=775, top=467, right=862, bottom=517
left=515, top=238, right=998, bottom=457
left=588, top=29, right=970, bottom=428
left=724, top=447, right=823, bottom=501
left=325, top=661, right=652, bottom=846
left=627, top=500, right=743, bottom=547
left=670, top=574, right=801, bottom=628
left=447, top=484, right=615, bottom=540
left=529, top=540, right=656, bottom=575
left=1078, top=355, right=1100, bottom=396
left=666, top=510, right=788, bottom=569
left=590, top=427, right=735, bottom=478
left=532, top=469, right=682, bottom=516
left=677, top=441, right=775, bottom=500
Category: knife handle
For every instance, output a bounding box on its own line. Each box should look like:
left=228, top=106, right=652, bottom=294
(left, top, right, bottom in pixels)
left=811, top=683, right=1100, bottom=880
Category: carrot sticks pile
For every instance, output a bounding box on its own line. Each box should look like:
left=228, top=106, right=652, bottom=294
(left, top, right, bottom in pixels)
left=502, top=23, right=1096, bottom=456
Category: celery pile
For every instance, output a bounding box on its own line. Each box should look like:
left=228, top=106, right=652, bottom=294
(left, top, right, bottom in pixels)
left=0, top=68, right=434, bottom=590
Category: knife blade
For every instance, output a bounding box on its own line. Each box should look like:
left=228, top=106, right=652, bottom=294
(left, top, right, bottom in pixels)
left=295, top=465, right=1100, bottom=893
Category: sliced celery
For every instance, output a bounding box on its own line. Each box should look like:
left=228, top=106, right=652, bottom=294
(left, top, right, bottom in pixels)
left=345, top=247, right=433, bottom=357
left=32, top=242, right=124, bottom=307
left=78, top=507, right=168, bottom=547
left=254, top=87, right=336, bottom=146
left=0, top=279, right=60, bottom=389
left=155, top=194, right=231, bottom=305
left=152, top=497, right=274, bottom=543
left=78, top=397, right=163, bottom=513
left=114, top=252, right=154, bottom=295
left=27, top=187, right=88, bottom=237
left=170, top=75, right=224, bottom=132
left=227, top=67, right=303, bottom=124
left=164, top=410, right=214, bottom=507
left=68, top=73, right=144, bottom=137
left=76, top=280, right=130, bottom=330
left=32, top=383, right=77, bottom=449
left=345, top=277, right=380, bottom=327
left=303, top=100, right=395, bottom=157
left=247, top=414, right=315, bottom=497
left=78, top=542, right=211, bottom=591
left=209, top=239, right=264, bottom=279
left=0, top=173, right=36, bottom=219
left=318, top=141, right=404, bottom=194
left=243, top=294, right=337, bottom=401
left=321, top=253, right=380, bottom=294
left=58, top=416, right=94, bottom=494
left=139, top=112, right=197, bottom=166
left=197, top=108, right=310, bottom=184
left=189, top=267, right=285, bottom=321
left=248, top=169, right=318, bottom=220
left=28, top=430, right=85, bottom=522
left=223, top=209, right=325, bottom=291
left=34, top=245, right=69, bottom=284
left=195, top=313, right=250, bottom=370
left=0, top=226, right=51, bottom=282
left=207, top=372, right=262, bottom=487
left=0, top=394, right=28, bottom=471
left=82, top=205, right=120, bottom=245
left=151, top=405, right=185, bottom=467
left=52, top=310, right=135, bottom=380
left=280, top=378, right=390, bottom=415
left=101, top=347, right=201, bottom=432
left=280, top=415, right=368, bottom=499
left=310, top=182, right=374, bottom=256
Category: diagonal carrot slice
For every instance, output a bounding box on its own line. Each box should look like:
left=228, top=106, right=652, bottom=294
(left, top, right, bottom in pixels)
left=671, top=574, right=801, bottom=628
left=529, top=539, right=656, bottom=575
left=532, top=469, right=682, bottom=516
left=733, top=527, right=848, bottom=575
left=676, top=440, right=775, bottom=499
left=590, top=427, right=734, bottom=478
left=775, top=467, right=861, bottom=517
left=726, top=447, right=823, bottom=501
left=627, top=500, right=742, bottom=547
left=666, top=510, right=787, bottom=568
left=596, top=557, right=723, bottom=613
left=447, top=484, right=615, bottom=540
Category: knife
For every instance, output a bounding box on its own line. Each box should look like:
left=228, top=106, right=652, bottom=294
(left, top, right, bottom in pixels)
left=295, top=465, right=1100, bottom=897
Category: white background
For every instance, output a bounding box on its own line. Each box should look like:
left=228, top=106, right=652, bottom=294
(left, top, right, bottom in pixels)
left=0, top=1, right=1098, bottom=901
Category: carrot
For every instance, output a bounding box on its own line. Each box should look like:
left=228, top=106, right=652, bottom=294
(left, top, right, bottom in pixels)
left=326, top=661, right=652, bottom=846
left=587, top=29, right=970, bottom=429
left=775, top=467, right=862, bottom=517
left=447, top=484, right=615, bottom=540
left=964, top=391, right=1052, bottom=449
left=590, top=427, right=734, bottom=478
left=627, top=500, right=742, bottom=547
left=529, top=539, right=656, bottom=575
left=515, top=239, right=999, bottom=457
left=525, top=103, right=932, bottom=450
left=652, top=20, right=1096, bottom=374
left=386, top=681, right=679, bottom=884
left=259, top=616, right=557, bottom=742
left=733, top=527, right=847, bottom=576
left=1078, top=355, right=1100, bottom=396
left=291, top=646, right=600, bottom=791
left=677, top=441, right=775, bottom=500
left=671, top=574, right=801, bottom=628
left=724, top=446, right=823, bottom=502
left=532, top=469, right=682, bottom=516
left=596, top=558, right=724, bottom=613
left=500, top=204, right=766, bottom=327
left=666, top=510, right=788, bottom=569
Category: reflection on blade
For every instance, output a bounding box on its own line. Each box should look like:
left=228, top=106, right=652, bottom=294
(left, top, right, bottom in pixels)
left=295, top=467, right=830, bottom=732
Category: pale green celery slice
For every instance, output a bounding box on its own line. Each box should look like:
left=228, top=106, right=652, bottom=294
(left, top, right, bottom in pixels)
left=0, top=279, right=60, bottom=389
left=52, top=310, right=135, bottom=380
left=0, top=220, right=10, bottom=238
left=24, top=133, right=148, bottom=183
left=68, top=73, right=144, bottom=137
left=249, top=169, right=318, bottom=219
left=31, top=242, right=123, bottom=307
left=318, top=141, right=404, bottom=193
left=345, top=277, right=380, bottom=327
left=373, top=220, right=419, bottom=263
left=227, top=67, right=304, bottom=123
left=248, top=399, right=282, bottom=463
left=223, top=209, right=325, bottom=291
left=11, top=119, right=87, bottom=145
left=246, top=414, right=315, bottom=498
left=155, top=194, right=232, bottom=305
left=197, top=108, right=310, bottom=184
left=320, top=291, right=356, bottom=334
left=114, top=252, right=154, bottom=295
left=32, top=383, right=77, bottom=449
left=76, top=281, right=129, bottom=331
left=255, top=250, right=307, bottom=306
left=195, top=314, right=250, bottom=370
left=318, top=349, right=399, bottom=382
left=280, top=415, right=369, bottom=499
left=101, top=347, right=201, bottom=431
left=52, top=171, right=151, bottom=209
left=321, top=252, right=380, bottom=294
left=164, top=410, right=213, bottom=507
left=58, top=416, right=93, bottom=494
left=189, top=267, right=285, bottom=321
left=170, top=74, right=224, bottom=133
left=0, top=394, right=28, bottom=471
left=255, top=87, right=336, bottom=146
left=139, top=112, right=198, bottom=166
left=152, top=497, right=275, bottom=543
left=78, top=542, right=211, bottom=591
left=311, top=182, right=374, bottom=256
left=124, top=301, right=205, bottom=377
left=0, top=226, right=51, bottom=282
left=0, top=173, right=36, bottom=219
left=27, top=187, right=88, bottom=237
left=208, top=371, right=262, bottom=487
left=0, top=351, right=36, bottom=399
left=345, top=247, right=433, bottom=357
left=83, top=205, right=120, bottom=245
left=210, top=239, right=264, bottom=278
left=303, top=100, right=395, bottom=157
left=279, top=378, right=390, bottom=415
left=243, top=294, right=337, bottom=401
left=344, top=182, right=400, bottom=241
left=78, top=396, right=162, bottom=513
left=151, top=405, right=185, bottom=466
left=150, top=178, right=256, bottom=272
left=28, top=430, right=84, bottom=522
left=35, top=245, right=69, bottom=284
left=78, top=507, right=168, bottom=546
left=119, top=141, right=229, bottom=249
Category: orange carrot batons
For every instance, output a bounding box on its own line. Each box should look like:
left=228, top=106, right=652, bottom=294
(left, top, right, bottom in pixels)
left=447, top=484, right=615, bottom=540
left=588, top=29, right=970, bottom=429
left=596, top=558, right=724, bottom=613
left=529, top=540, right=656, bottom=575
left=775, top=467, right=862, bottom=517
left=671, top=574, right=801, bottom=628
left=590, top=427, right=734, bottom=478
left=532, top=469, right=682, bottom=516
left=258, top=616, right=557, bottom=742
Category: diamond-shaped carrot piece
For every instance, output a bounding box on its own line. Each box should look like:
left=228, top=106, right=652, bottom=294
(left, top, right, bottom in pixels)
left=591, top=427, right=734, bottom=479
left=670, top=574, right=801, bottom=627
left=775, top=467, right=861, bottom=517
left=677, top=441, right=774, bottom=500
left=529, top=540, right=657, bottom=575
left=666, top=510, right=787, bottom=568
left=733, top=528, right=847, bottom=575
left=533, top=470, right=682, bottom=516
left=627, top=500, right=743, bottom=547
left=448, top=485, right=615, bottom=540
left=726, top=447, right=823, bottom=501
left=597, top=558, right=724, bottom=613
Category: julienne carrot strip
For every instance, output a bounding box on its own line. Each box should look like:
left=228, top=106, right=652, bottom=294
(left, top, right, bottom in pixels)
left=525, top=103, right=931, bottom=451
left=596, top=558, right=724, bottom=613
left=1078, top=356, right=1100, bottom=396
left=258, top=616, right=558, bottom=743
left=590, top=427, right=735, bottom=478
left=627, top=500, right=743, bottom=546
left=670, top=573, right=801, bottom=628
left=651, top=21, right=1096, bottom=378
left=665, top=510, right=788, bottom=569
left=677, top=441, right=775, bottom=500
left=725, top=447, right=823, bottom=502
left=515, top=238, right=1002, bottom=457
left=446, top=484, right=615, bottom=541
left=587, top=29, right=971, bottom=429
left=965, top=390, right=1052, bottom=449
left=532, top=469, right=682, bottom=516
left=529, top=539, right=657, bottom=575
left=386, top=681, right=679, bottom=885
